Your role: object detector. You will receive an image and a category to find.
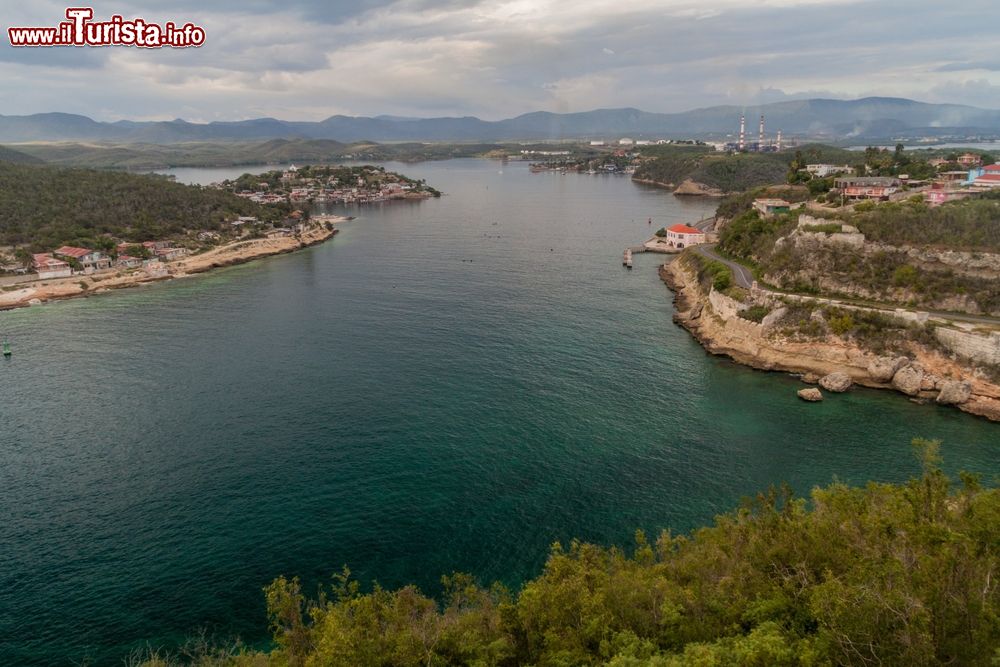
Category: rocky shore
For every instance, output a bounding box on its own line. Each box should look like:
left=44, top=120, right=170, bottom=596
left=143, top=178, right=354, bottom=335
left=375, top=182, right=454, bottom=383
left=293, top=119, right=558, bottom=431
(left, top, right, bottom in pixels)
left=631, top=177, right=725, bottom=197
left=0, top=223, right=340, bottom=312
left=660, top=258, right=1000, bottom=422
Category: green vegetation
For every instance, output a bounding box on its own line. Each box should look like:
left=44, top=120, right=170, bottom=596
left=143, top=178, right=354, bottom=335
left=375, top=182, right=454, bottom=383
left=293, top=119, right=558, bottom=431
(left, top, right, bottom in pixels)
left=739, top=304, right=771, bottom=322
left=137, top=443, right=1000, bottom=666
left=715, top=186, right=810, bottom=221
left=0, top=162, right=289, bottom=251
left=718, top=209, right=796, bottom=262
left=852, top=194, right=1000, bottom=251
left=633, top=150, right=787, bottom=193
left=686, top=251, right=734, bottom=291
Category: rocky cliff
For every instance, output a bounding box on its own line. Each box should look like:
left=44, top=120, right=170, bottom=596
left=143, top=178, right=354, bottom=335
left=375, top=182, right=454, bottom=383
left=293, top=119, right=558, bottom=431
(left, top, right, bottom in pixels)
left=661, top=257, right=1000, bottom=422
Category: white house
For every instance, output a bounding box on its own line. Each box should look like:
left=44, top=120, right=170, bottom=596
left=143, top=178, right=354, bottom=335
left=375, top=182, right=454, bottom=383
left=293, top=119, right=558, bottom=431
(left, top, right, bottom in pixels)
left=664, top=223, right=706, bottom=248
left=618, top=137, right=634, bottom=146
left=54, top=246, right=112, bottom=273
left=805, top=164, right=852, bottom=178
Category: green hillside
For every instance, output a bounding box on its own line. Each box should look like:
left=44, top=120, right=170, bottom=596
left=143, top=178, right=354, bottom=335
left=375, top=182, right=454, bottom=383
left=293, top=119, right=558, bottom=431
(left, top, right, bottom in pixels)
left=0, top=162, right=289, bottom=251
left=634, top=149, right=789, bottom=192
left=0, top=144, right=45, bottom=165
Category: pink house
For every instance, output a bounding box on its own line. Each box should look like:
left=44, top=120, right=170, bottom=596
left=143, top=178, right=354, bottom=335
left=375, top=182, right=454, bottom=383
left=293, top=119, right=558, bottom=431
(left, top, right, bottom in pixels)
left=33, top=253, right=73, bottom=279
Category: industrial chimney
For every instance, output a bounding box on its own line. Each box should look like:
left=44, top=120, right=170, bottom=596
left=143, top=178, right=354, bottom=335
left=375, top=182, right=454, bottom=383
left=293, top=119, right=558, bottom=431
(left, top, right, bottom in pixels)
left=776, top=129, right=783, bottom=152
left=738, top=114, right=746, bottom=152
left=758, top=115, right=765, bottom=151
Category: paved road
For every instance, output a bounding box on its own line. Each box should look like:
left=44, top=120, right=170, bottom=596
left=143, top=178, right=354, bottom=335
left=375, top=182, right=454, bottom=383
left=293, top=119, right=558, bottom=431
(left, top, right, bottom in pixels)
left=689, top=244, right=1000, bottom=326
left=692, top=244, right=755, bottom=288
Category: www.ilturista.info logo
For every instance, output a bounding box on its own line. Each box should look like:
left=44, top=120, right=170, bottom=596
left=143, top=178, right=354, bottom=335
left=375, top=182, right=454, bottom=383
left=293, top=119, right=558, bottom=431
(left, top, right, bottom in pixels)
left=7, top=7, right=206, bottom=48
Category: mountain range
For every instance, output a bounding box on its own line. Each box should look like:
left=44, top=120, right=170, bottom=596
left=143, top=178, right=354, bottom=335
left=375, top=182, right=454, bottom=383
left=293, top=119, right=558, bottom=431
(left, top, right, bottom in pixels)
left=2, top=97, right=1000, bottom=144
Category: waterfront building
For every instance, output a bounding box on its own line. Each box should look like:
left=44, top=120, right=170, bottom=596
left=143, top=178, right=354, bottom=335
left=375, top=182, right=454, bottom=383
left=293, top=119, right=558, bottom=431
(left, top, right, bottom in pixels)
left=32, top=253, right=72, bottom=279
left=116, top=255, right=143, bottom=268
left=664, top=223, right=707, bottom=248
left=53, top=246, right=112, bottom=273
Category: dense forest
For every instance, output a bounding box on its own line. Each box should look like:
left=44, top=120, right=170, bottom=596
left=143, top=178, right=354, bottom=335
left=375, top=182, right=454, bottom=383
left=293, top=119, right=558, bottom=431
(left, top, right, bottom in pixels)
left=0, top=162, right=289, bottom=251
left=137, top=441, right=999, bottom=666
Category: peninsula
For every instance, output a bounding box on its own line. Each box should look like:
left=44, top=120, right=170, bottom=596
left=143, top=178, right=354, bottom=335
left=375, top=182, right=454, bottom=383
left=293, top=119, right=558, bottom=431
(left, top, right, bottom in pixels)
left=656, top=145, right=1000, bottom=421
left=0, top=159, right=436, bottom=310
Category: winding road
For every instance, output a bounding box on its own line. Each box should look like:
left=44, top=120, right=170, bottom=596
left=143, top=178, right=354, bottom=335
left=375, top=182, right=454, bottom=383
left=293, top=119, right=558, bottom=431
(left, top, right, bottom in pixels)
left=691, top=244, right=756, bottom=289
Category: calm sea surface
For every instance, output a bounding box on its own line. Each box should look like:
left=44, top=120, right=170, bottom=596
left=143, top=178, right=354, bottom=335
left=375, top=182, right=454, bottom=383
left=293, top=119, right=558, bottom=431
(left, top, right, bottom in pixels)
left=2, top=159, right=997, bottom=665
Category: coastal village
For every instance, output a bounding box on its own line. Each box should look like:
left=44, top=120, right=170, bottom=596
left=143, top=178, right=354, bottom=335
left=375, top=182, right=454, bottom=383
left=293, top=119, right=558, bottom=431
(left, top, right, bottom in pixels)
left=0, top=164, right=441, bottom=307
left=218, top=164, right=441, bottom=205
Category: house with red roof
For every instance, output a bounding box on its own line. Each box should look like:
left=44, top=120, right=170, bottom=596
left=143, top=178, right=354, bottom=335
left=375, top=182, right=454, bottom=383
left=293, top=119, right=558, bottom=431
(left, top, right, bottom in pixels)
left=32, top=253, right=72, bottom=280
left=116, top=255, right=143, bottom=269
left=972, top=173, right=1000, bottom=190
left=664, top=223, right=707, bottom=248
left=53, top=246, right=111, bottom=273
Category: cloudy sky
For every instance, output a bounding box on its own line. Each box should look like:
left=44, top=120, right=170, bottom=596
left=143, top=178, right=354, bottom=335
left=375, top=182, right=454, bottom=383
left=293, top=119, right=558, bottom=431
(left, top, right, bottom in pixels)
left=2, top=0, right=999, bottom=121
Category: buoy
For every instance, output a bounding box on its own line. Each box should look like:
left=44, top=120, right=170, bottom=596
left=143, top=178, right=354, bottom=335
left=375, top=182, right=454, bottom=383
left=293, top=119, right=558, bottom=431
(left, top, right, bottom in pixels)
left=2, top=339, right=11, bottom=357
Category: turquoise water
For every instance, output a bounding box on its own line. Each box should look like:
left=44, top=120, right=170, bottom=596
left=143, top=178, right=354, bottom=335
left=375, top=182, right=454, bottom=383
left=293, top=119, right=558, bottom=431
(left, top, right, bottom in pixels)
left=1, top=159, right=996, bottom=665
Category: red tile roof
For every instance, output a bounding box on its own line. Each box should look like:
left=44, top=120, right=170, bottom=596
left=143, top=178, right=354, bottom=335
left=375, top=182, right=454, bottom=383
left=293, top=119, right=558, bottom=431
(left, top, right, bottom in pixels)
left=33, top=253, right=68, bottom=268
left=668, top=224, right=703, bottom=235
left=54, top=246, right=92, bottom=258
left=975, top=174, right=1000, bottom=181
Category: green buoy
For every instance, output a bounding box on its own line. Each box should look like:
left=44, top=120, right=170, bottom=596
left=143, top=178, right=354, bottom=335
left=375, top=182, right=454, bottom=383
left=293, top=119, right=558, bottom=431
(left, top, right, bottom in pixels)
left=2, top=339, right=11, bottom=357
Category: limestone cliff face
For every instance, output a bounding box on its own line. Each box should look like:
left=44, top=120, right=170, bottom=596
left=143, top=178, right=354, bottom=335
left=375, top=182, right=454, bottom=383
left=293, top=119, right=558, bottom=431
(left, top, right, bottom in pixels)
left=660, top=259, right=1000, bottom=422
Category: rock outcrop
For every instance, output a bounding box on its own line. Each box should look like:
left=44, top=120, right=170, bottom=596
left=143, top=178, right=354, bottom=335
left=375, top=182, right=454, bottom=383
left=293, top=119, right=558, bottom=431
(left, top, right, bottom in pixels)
left=937, top=381, right=973, bottom=405
left=798, top=388, right=823, bottom=402
left=891, top=364, right=924, bottom=396
left=819, top=372, right=852, bottom=393
left=868, top=356, right=908, bottom=383
left=672, top=179, right=723, bottom=197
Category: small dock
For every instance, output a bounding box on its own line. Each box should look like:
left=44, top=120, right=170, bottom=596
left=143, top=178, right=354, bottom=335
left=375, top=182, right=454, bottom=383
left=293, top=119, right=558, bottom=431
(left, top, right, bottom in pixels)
left=622, top=245, right=646, bottom=268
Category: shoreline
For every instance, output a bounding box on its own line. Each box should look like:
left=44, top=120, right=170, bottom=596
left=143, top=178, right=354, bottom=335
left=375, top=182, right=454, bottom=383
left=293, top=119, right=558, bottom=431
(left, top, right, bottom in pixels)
left=659, top=256, right=1000, bottom=422
left=0, top=220, right=345, bottom=312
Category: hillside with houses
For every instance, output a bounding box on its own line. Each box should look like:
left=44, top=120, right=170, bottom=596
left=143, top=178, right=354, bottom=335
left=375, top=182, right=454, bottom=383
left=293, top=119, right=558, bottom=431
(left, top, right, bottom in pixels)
left=217, top=164, right=441, bottom=205
left=0, top=161, right=316, bottom=286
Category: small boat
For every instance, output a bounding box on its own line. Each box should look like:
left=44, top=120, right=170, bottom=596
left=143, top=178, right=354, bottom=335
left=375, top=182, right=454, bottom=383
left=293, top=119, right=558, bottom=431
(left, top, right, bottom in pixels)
left=2, top=339, right=11, bottom=357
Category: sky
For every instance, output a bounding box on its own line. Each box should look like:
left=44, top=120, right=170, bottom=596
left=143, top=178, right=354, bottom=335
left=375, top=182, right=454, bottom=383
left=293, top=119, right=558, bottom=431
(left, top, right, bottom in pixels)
left=1, top=0, right=999, bottom=122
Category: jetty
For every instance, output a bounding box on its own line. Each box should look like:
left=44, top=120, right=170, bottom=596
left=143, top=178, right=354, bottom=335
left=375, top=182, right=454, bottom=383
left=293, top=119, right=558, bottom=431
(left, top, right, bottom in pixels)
left=623, top=246, right=643, bottom=269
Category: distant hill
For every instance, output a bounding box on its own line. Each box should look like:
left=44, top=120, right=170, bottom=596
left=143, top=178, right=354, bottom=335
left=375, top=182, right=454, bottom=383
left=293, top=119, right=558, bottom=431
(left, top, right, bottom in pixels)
left=0, top=144, right=45, bottom=164
left=2, top=98, right=1000, bottom=143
